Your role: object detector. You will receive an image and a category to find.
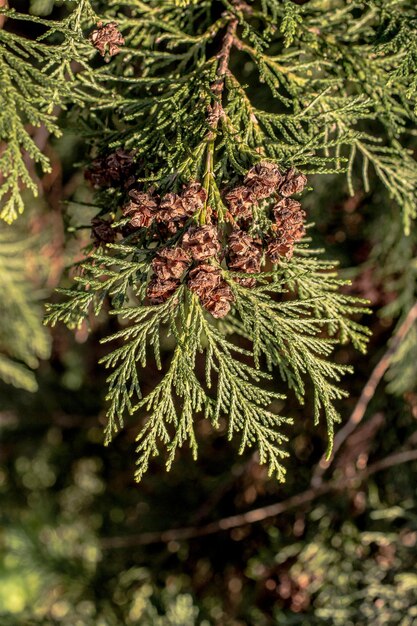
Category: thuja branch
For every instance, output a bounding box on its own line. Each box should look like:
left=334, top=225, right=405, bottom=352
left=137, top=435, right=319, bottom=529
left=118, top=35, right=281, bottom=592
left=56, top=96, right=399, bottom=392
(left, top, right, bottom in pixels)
left=46, top=0, right=372, bottom=482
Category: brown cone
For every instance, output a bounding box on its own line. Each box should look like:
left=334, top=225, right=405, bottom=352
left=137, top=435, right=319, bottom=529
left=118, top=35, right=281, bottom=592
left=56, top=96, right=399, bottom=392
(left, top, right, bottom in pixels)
left=85, top=149, right=135, bottom=188
left=279, top=167, right=307, bottom=197
left=267, top=238, right=294, bottom=262
left=227, top=230, right=262, bottom=287
left=244, top=161, right=283, bottom=200
left=187, top=264, right=222, bottom=299
left=89, top=21, right=125, bottom=57
left=156, top=193, right=189, bottom=233
left=181, top=181, right=208, bottom=213
left=123, top=191, right=158, bottom=228
left=202, top=284, right=234, bottom=318
left=273, top=198, right=306, bottom=240
left=182, top=225, right=221, bottom=261
left=224, top=186, right=254, bottom=220
left=147, top=277, right=180, bottom=304
left=151, top=247, right=191, bottom=281
left=187, top=263, right=234, bottom=317
left=268, top=199, right=306, bottom=261
left=91, top=217, right=116, bottom=245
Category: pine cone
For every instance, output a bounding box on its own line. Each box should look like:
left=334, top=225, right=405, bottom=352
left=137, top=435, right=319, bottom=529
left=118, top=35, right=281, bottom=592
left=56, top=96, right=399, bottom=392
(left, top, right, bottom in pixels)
left=151, top=247, right=191, bottom=281
left=91, top=217, right=116, bottom=245
left=147, top=277, right=180, bottom=304
left=85, top=149, right=135, bottom=188
left=244, top=161, right=283, bottom=200
left=123, top=191, right=158, bottom=228
left=228, top=230, right=262, bottom=287
left=187, top=263, right=222, bottom=299
left=89, top=21, right=125, bottom=57
left=182, top=225, right=221, bottom=261
left=202, top=284, right=234, bottom=318
left=224, top=186, right=254, bottom=220
left=279, top=168, right=307, bottom=197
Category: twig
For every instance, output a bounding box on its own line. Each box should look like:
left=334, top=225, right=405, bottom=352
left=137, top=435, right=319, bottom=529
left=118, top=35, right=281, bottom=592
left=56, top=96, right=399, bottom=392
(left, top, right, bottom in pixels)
left=311, top=300, right=417, bottom=487
left=206, top=15, right=237, bottom=138
left=100, top=447, right=417, bottom=549
left=202, top=13, right=238, bottom=223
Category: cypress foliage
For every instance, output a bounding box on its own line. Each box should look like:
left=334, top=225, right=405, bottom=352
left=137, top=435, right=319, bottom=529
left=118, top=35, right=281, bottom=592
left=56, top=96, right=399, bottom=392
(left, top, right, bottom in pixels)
left=2, top=0, right=417, bottom=480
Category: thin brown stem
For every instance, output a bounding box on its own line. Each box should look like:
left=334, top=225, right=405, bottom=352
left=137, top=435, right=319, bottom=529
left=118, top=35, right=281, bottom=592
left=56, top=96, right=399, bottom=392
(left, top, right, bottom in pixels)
left=201, top=15, right=238, bottom=224
left=209, top=16, right=238, bottom=132
left=100, top=446, right=417, bottom=549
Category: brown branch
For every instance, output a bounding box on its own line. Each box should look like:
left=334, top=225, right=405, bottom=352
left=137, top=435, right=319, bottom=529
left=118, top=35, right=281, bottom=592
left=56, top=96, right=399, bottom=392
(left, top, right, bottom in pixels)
left=206, top=16, right=238, bottom=137
left=202, top=12, right=238, bottom=223
left=100, top=446, right=417, bottom=549
left=311, top=300, right=417, bottom=487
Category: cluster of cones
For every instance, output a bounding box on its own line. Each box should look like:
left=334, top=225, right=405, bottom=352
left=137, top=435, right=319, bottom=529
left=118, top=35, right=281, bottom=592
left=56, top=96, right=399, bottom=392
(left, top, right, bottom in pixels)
left=224, top=162, right=307, bottom=261
left=147, top=227, right=232, bottom=318
left=86, top=156, right=307, bottom=319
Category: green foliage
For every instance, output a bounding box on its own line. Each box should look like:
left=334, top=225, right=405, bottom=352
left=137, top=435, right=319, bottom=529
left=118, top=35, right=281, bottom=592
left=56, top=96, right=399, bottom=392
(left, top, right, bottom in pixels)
left=0, top=0, right=114, bottom=223
left=1, top=364, right=417, bottom=626
left=90, top=0, right=417, bottom=229
left=46, top=237, right=369, bottom=481
left=3, top=0, right=417, bottom=479
left=0, top=232, right=50, bottom=391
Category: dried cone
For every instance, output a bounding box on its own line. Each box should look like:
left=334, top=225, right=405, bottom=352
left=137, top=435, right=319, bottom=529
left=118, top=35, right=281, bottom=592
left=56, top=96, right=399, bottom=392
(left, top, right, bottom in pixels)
left=147, top=277, right=179, bottom=304
left=227, top=230, right=262, bottom=287
left=85, top=149, right=135, bottom=188
left=273, top=198, right=306, bottom=239
left=244, top=161, right=283, bottom=200
left=224, top=185, right=254, bottom=220
left=182, top=225, right=221, bottom=261
left=181, top=181, right=207, bottom=213
left=267, top=237, right=293, bottom=261
left=187, top=264, right=222, bottom=299
left=188, top=264, right=234, bottom=318
left=203, top=284, right=234, bottom=318
left=123, top=191, right=158, bottom=228
left=279, top=167, right=307, bottom=197
left=151, top=247, right=191, bottom=281
left=89, top=21, right=125, bottom=57
left=91, top=217, right=116, bottom=245
left=157, top=193, right=189, bottom=234
left=156, top=182, right=207, bottom=233
left=268, top=198, right=306, bottom=261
